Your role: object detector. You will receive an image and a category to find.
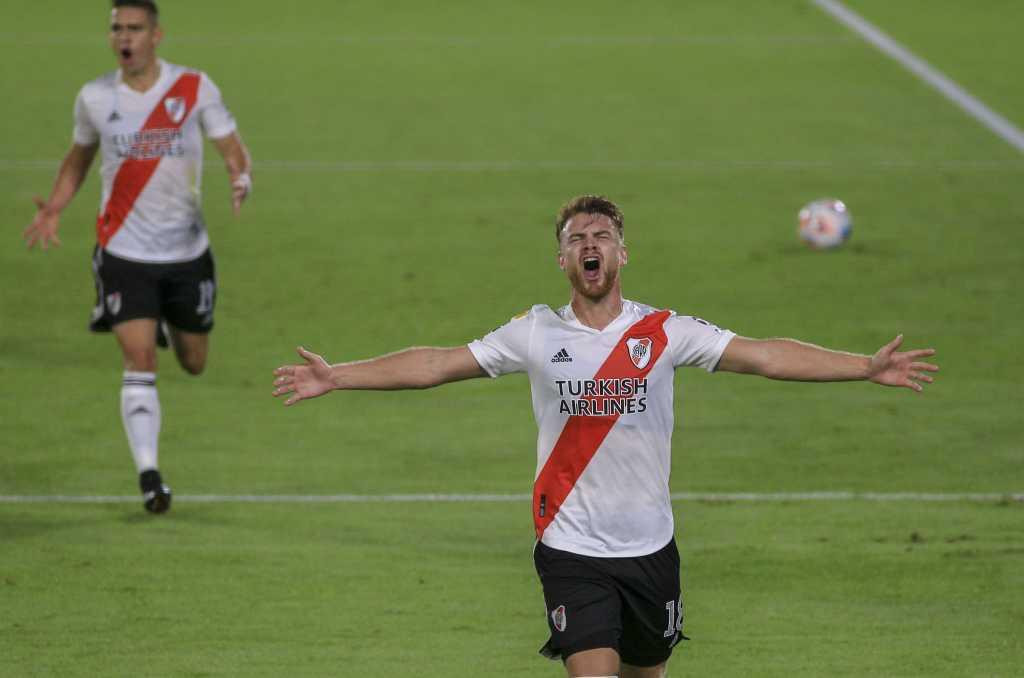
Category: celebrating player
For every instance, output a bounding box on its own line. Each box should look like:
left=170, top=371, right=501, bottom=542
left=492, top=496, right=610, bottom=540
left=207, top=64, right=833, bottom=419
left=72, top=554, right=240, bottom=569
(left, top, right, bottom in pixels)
left=24, top=0, right=252, bottom=514
left=272, top=195, right=937, bottom=677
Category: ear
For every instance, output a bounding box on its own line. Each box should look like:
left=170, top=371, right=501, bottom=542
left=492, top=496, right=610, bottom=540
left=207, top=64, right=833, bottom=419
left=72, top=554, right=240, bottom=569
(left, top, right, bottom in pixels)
left=153, top=25, right=164, bottom=47
left=557, top=251, right=566, bottom=271
left=619, top=246, right=628, bottom=267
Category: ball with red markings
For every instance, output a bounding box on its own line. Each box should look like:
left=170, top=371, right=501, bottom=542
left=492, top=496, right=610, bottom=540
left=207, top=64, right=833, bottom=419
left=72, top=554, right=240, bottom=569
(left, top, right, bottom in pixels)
left=798, top=199, right=852, bottom=250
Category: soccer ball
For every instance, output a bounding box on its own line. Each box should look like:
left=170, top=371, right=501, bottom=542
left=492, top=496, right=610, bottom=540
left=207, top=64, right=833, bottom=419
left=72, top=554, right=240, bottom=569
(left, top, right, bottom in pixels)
left=798, top=199, right=852, bottom=250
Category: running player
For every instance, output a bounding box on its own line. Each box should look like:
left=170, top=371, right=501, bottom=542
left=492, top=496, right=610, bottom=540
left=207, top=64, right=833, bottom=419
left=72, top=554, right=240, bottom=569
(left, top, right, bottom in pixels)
left=24, top=0, right=252, bottom=514
left=271, top=195, right=937, bottom=677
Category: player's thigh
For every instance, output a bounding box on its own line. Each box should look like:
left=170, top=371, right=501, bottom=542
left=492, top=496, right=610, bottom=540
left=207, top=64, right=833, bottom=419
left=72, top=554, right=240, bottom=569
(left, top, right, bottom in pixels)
left=616, top=539, right=684, bottom=669
left=113, top=318, right=159, bottom=372
left=90, top=247, right=162, bottom=334
left=564, top=647, right=620, bottom=677
left=159, top=250, right=216, bottom=374
left=535, top=542, right=623, bottom=663
left=620, top=660, right=667, bottom=678
left=160, top=249, right=216, bottom=336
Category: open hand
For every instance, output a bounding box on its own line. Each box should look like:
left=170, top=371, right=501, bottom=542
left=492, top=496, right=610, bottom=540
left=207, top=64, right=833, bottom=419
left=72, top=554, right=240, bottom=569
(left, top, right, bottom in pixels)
left=868, top=335, right=938, bottom=393
left=24, top=196, right=62, bottom=249
left=272, top=346, right=335, bottom=405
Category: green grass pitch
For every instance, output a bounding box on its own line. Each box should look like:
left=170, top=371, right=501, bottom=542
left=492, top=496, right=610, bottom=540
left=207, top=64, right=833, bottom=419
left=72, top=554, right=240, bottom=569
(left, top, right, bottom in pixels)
left=2, top=1, right=1022, bottom=675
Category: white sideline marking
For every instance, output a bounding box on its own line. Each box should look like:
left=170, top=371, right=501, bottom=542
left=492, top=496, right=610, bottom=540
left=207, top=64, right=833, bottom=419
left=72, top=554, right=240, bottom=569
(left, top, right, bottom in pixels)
left=0, top=492, right=1020, bottom=504
left=812, top=0, right=1024, bottom=153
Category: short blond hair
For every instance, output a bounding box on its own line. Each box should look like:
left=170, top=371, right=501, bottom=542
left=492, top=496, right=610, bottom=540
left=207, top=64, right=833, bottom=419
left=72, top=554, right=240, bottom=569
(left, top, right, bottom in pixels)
left=555, top=195, right=624, bottom=242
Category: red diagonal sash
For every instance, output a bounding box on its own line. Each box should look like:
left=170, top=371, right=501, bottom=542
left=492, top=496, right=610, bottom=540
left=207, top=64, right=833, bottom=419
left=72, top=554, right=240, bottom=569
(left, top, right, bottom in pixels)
left=533, top=310, right=672, bottom=539
left=96, top=72, right=201, bottom=247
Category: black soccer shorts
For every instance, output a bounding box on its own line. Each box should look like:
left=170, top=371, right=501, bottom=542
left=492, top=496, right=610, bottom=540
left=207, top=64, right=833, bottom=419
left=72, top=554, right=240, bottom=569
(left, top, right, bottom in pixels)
left=89, top=246, right=217, bottom=334
left=534, top=537, right=686, bottom=667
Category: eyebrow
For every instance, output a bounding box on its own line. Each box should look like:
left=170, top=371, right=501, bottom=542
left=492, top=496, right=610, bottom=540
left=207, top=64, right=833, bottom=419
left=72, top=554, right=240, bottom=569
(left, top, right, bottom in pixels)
left=567, top=228, right=613, bottom=239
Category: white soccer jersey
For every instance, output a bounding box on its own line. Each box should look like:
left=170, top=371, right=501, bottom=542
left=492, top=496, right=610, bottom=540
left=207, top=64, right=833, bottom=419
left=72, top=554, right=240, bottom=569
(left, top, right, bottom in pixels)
left=72, top=59, right=237, bottom=263
left=468, top=300, right=735, bottom=558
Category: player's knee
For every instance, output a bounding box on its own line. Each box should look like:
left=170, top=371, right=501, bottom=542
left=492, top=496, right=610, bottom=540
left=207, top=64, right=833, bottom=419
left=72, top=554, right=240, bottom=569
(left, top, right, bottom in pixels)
left=171, top=337, right=208, bottom=375
left=179, top=353, right=207, bottom=376
left=182, top=362, right=205, bottom=376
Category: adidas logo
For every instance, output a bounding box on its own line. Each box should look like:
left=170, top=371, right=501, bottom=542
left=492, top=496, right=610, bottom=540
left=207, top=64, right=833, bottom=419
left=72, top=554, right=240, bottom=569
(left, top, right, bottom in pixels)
left=108, top=110, right=121, bottom=122
left=550, top=348, right=573, bottom=363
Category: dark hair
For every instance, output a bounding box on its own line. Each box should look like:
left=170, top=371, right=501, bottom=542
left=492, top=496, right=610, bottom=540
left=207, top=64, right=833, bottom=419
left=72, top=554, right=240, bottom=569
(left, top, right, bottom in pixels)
left=113, top=0, right=159, bottom=22
left=555, top=195, right=624, bottom=242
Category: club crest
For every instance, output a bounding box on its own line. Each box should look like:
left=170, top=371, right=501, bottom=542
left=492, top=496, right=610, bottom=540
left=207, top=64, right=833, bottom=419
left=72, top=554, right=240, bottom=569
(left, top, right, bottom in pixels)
left=164, top=96, right=186, bottom=124
left=551, top=605, right=566, bottom=632
left=106, top=292, right=122, bottom=316
left=626, top=337, right=653, bottom=369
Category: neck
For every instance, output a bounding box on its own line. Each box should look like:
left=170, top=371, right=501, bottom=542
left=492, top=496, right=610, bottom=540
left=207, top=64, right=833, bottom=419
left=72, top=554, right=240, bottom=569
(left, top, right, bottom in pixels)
left=570, top=288, right=624, bottom=331
left=122, top=58, right=160, bottom=93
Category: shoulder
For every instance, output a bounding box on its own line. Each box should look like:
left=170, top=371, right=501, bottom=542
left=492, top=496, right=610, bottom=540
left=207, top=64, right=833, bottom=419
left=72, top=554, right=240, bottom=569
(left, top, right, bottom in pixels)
left=481, top=304, right=551, bottom=337
left=623, top=299, right=667, bottom=318
left=623, top=299, right=680, bottom=327
left=664, top=311, right=730, bottom=342
left=189, top=66, right=220, bottom=90
left=78, top=71, right=117, bottom=100
left=507, top=304, right=552, bottom=324
left=162, top=61, right=195, bottom=77
left=162, top=61, right=213, bottom=86
left=627, top=300, right=727, bottom=334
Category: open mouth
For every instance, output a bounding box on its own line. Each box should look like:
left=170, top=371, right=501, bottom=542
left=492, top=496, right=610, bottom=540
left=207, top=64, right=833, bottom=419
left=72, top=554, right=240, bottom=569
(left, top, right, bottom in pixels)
left=120, top=48, right=132, bottom=59
left=583, top=256, right=600, bottom=272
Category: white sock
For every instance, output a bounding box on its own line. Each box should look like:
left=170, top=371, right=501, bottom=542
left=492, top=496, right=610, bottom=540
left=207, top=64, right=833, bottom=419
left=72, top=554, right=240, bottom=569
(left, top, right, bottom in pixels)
left=121, top=371, right=161, bottom=473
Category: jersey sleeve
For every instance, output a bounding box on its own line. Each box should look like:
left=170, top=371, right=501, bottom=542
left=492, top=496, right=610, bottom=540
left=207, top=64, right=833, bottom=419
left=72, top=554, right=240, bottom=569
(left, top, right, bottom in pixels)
left=72, top=87, right=99, bottom=146
left=466, top=310, right=534, bottom=378
left=197, top=73, right=238, bottom=140
left=666, top=312, right=736, bottom=372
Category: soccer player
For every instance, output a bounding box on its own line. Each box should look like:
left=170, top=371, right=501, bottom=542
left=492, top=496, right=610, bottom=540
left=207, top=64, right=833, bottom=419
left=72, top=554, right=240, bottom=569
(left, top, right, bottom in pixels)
left=24, top=0, right=252, bottom=514
left=271, top=195, right=937, bottom=677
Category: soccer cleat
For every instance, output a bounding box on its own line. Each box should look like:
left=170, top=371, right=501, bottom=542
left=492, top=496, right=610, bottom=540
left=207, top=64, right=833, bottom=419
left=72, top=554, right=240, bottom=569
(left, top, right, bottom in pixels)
left=155, top=319, right=170, bottom=349
left=139, top=469, right=172, bottom=514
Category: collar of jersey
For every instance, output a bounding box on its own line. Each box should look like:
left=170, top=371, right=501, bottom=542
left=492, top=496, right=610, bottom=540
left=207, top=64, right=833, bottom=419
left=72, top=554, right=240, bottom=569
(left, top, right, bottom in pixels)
left=116, top=58, right=168, bottom=96
left=556, top=299, right=634, bottom=334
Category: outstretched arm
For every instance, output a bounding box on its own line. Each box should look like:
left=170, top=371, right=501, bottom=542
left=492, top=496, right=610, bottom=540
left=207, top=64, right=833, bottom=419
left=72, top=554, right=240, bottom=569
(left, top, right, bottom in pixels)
left=718, top=334, right=938, bottom=392
left=272, top=345, right=487, bottom=406
left=24, top=142, right=98, bottom=250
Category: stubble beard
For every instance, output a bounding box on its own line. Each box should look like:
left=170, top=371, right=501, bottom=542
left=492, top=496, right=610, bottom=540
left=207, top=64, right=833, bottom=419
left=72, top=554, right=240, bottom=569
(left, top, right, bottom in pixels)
left=568, top=266, right=618, bottom=302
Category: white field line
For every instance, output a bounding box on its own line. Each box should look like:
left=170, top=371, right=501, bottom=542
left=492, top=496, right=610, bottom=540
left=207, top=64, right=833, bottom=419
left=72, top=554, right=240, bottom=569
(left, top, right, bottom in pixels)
left=0, top=492, right=1021, bottom=504
left=2, top=159, right=1022, bottom=173
left=0, top=33, right=850, bottom=47
left=812, top=0, right=1024, bottom=154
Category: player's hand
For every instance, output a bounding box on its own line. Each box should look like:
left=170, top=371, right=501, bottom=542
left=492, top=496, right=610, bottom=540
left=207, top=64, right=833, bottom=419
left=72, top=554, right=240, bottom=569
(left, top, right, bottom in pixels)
left=230, top=172, right=251, bottom=216
left=24, top=196, right=62, bottom=250
left=867, top=335, right=938, bottom=393
left=272, top=346, right=335, bottom=405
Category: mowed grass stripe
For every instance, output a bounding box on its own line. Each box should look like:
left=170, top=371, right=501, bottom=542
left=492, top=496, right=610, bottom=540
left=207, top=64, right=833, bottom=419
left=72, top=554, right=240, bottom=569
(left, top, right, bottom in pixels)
left=4, top=159, right=1023, bottom=172
left=2, top=492, right=1021, bottom=504
left=0, top=32, right=855, bottom=47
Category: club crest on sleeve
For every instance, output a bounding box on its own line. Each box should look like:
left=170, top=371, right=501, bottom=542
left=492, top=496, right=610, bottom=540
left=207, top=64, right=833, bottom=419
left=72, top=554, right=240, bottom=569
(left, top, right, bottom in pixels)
left=626, top=337, right=653, bottom=369
left=551, top=605, right=567, bottom=632
left=164, top=96, right=186, bottom=124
